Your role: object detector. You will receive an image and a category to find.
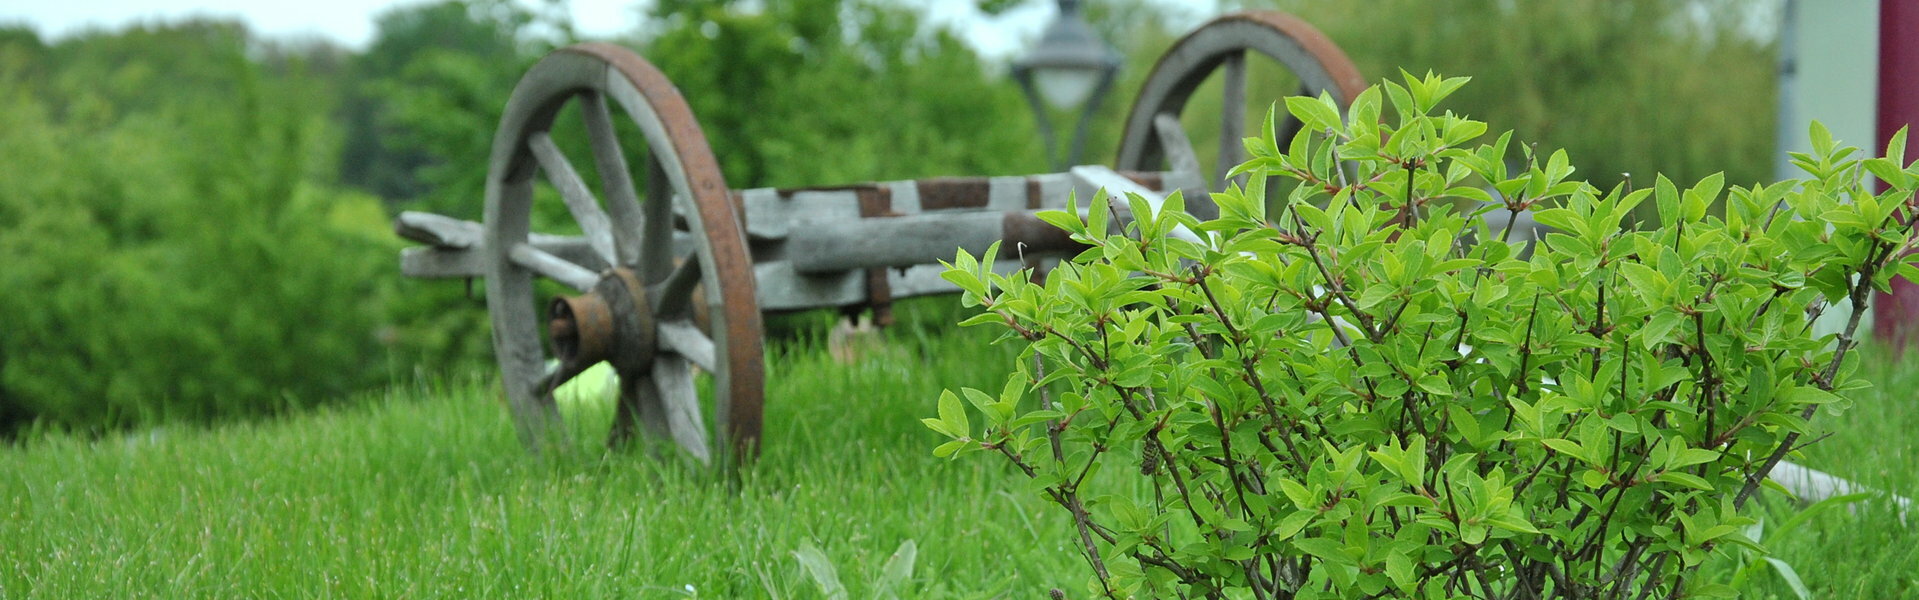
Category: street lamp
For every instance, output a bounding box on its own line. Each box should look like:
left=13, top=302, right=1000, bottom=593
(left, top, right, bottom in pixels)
left=1013, top=0, right=1121, bottom=170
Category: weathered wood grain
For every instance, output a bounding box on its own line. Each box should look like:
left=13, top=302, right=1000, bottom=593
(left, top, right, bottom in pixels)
left=508, top=242, right=600, bottom=292
left=652, top=355, right=711, bottom=464
left=787, top=211, right=1005, bottom=274
left=657, top=319, right=716, bottom=372
left=528, top=131, right=619, bottom=265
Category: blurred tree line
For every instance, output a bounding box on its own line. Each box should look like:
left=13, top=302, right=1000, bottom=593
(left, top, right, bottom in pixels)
left=0, top=0, right=1777, bottom=434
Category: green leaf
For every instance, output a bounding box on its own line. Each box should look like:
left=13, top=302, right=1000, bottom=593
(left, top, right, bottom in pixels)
left=1654, top=471, right=1714, bottom=491
left=1416, top=374, right=1452, bottom=396
left=1886, top=126, right=1910, bottom=166
left=957, top=312, right=1000, bottom=327
left=1035, top=208, right=1083, bottom=237
left=1580, top=469, right=1610, bottom=488
left=1385, top=550, right=1414, bottom=589
left=1294, top=203, right=1333, bottom=231
left=1285, top=94, right=1342, bottom=133
left=1780, top=385, right=1840, bottom=405
left=938, top=268, right=984, bottom=297
left=871, top=539, right=918, bottom=600
left=793, top=541, right=849, bottom=600
left=1009, top=410, right=1065, bottom=428
left=938, top=389, right=969, bottom=436
left=1278, top=479, right=1315, bottom=509
left=1642, top=311, right=1685, bottom=349
left=1865, top=158, right=1911, bottom=189
left=1541, top=438, right=1588, bottom=463
left=1809, top=120, right=1835, bottom=157
left=1460, top=523, right=1488, bottom=545
left=1447, top=405, right=1482, bottom=445
left=919, top=418, right=952, bottom=438
left=932, top=440, right=967, bottom=458
left=1273, top=510, right=1315, bottom=540
left=1293, top=537, right=1351, bottom=564
left=1763, top=557, right=1813, bottom=600
left=1666, top=447, right=1720, bottom=470
left=1484, top=513, right=1539, bottom=534
left=1617, top=263, right=1669, bottom=298
left=1531, top=208, right=1585, bottom=236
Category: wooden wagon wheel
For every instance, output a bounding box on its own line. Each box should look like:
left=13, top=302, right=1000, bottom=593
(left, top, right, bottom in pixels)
left=483, top=43, right=764, bottom=464
left=1115, top=10, right=1366, bottom=218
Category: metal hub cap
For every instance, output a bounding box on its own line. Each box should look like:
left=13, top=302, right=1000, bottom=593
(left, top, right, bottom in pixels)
left=547, top=267, right=656, bottom=375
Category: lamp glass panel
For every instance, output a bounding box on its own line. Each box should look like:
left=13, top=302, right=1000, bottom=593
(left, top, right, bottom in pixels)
left=1034, top=66, right=1102, bottom=109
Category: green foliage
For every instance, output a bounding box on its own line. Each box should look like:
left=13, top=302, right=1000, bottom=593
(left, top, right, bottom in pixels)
left=0, top=324, right=1911, bottom=597
left=0, top=24, right=396, bottom=431
left=640, top=0, right=1043, bottom=188
left=1086, top=0, right=1775, bottom=201
left=931, top=73, right=1919, bottom=598
left=1250, top=0, right=1778, bottom=190
left=339, top=0, right=541, bottom=203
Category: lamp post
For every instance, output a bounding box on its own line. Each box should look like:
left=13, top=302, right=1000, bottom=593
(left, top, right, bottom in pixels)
left=1013, top=0, right=1121, bottom=171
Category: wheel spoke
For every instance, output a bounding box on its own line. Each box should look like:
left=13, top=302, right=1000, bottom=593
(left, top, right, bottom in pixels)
left=609, top=372, right=670, bottom=449
left=656, top=319, right=716, bottom=373
left=1216, top=50, right=1248, bottom=189
left=579, top=91, right=646, bottom=266
left=650, top=255, right=702, bottom=317
left=639, top=157, right=677, bottom=283
left=1153, top=113, right=1205, bottom=192
left=651, top=355, right=712, bottom=463
left=509, top=242, right=599, bottom=292
left=529, top=131, right=619, bottom=266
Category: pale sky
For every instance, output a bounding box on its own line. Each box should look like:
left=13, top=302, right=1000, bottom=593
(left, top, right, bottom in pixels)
left=0, top=0, right=1100, bottom=59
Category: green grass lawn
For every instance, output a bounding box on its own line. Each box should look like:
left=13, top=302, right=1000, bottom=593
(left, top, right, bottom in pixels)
left=3, top=311, right=1914, bottom=598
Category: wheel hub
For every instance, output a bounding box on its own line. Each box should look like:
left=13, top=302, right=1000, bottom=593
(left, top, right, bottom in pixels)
left=548, top=267, right=656, bottom=375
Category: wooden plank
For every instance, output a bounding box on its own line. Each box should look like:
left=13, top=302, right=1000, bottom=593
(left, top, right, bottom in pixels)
left=787, top=210, right=1006, bottom=274
left=401, top=239, right=602, bottom=279
left=738, top=189, right=862, bottom=241
left=753, top=260, right=864, bottom=311
left=887, top=180, right=921, bottom=214
left=395, top=211, right=482, bottom=249
left=508, top=242, right=600, bottom=292
left=400, top=247, right=485, bottom=279
left=394, top=210, right=691, bottom=280
left=1033, top=173, right=1074, bottom=210
left=738, top=188, right=787, bottom=240
left=885, top=265, right=956, bottom=298
left=988, top=176, right=1026, bottom=212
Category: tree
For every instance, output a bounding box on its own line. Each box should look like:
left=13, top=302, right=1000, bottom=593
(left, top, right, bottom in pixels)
left=0, top=22, right=395, bottom=432
left=338, top=0, right=539, bottom=204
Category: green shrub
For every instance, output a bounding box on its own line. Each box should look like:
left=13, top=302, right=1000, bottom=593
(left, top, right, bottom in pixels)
left=0, top=33, right=397, bottom=432
left=929, top=73, right=1919, bottom=598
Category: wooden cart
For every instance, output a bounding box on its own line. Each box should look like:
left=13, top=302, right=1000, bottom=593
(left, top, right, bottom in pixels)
left=393, top=11, right=1365, bottom=463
